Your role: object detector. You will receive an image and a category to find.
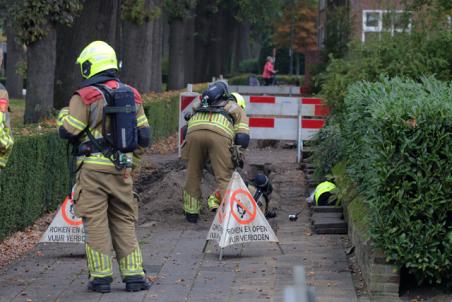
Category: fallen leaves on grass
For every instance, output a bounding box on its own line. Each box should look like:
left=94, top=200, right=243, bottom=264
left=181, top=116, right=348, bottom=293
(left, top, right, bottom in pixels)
left=148, top=134, right=178, bottom=155
left=0, top=212, right=54, bottom=269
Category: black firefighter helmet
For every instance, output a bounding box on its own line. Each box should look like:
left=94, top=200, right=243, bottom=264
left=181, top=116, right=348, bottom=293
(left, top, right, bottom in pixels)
left=201, top=81, right=229, bottom=106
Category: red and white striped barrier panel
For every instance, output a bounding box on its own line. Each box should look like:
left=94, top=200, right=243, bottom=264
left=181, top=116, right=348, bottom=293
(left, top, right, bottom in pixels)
left=244, top=96, right=330, bottom=117
left=179, top=92, right=200, bottom=147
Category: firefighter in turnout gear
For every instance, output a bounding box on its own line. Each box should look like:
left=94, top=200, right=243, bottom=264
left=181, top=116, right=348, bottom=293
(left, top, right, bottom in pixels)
left=206, top=91, right=248, bottom=210
left=57, top=41, right=151, bottom=293
left=0, top=84, right=13, bottom=169
left=182, top=81, right=250, bottom=223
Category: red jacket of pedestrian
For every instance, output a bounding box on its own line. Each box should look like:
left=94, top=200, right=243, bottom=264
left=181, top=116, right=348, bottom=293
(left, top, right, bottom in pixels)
left=262, top=60, right=276, bottom=79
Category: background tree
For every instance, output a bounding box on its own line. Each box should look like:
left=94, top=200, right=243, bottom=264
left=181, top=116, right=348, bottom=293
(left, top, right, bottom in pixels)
left=4, top=21, right=24, bottom=99
left=164, top=0, right=197, bottom=90
left=121, top=0, right=163, bottom=93
left=273, top=0, right=317, bottom=74
left=6, top=0, right=82, bottom=123
left=54, top=0, right=120, bottom=109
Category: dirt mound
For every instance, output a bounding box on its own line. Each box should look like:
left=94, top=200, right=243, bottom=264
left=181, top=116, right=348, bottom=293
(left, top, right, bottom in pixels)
left=137, top=159, right=217, bottom=224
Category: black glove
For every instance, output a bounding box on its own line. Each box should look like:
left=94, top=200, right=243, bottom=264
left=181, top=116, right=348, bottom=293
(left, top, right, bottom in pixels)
left=230, top=145, right=245, bottom=169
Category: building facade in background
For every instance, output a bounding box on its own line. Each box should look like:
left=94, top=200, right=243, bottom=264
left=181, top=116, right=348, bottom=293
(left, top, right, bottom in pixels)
left=318, top=0, right=409, bottom=48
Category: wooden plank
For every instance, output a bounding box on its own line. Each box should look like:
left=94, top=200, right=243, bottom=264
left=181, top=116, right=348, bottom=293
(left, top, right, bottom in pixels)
left=312, top=206, right=343, bottom=213
left=314, top=228, right=348, bottom=234
left=312, top=212, right=343, bottom=220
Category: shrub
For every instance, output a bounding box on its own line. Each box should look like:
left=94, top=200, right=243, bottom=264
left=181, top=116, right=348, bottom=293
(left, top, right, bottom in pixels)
left=238, top=59, right=259, bottom=74
left=342, top=77, right=452, bottom=285
left=311, top=117, right=343, bottom=183
left=0, top=133, right=69, bottom=240
left=316, top=31, right=452, bottom=115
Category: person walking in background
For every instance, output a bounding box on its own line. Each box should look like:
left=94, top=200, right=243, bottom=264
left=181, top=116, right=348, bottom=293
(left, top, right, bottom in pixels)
left=262, top=56, right=277, bottom=86
left=57, top=41, right=151, bottom=293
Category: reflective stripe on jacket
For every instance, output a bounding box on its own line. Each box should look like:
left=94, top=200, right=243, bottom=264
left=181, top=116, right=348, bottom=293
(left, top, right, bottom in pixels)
left=187, top=100, right=249, bottom=140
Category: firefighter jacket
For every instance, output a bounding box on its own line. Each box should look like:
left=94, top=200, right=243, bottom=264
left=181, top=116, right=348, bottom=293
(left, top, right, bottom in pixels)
left=57, top=80, right=149, bottom=174
left=187, top=98, right=249, bottom=140
left=0, top=85, right=13, bottom=168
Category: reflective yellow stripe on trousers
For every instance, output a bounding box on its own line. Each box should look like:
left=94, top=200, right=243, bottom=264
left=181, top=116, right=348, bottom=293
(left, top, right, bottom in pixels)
left=119, top=248, right=145, bottom=277
left=85, top=244, right=112, bottom=278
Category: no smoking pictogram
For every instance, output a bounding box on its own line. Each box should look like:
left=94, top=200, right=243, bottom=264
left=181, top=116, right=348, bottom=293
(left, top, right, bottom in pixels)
left=217, top=189, right=231, bottom=224
left=61, top=197, right=83, bottom=226
left=230, top=189, right=257, bottom=225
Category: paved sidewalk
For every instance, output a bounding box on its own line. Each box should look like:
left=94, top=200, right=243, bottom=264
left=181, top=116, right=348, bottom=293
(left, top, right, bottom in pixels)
left=0, top=149, right=358, bottom=302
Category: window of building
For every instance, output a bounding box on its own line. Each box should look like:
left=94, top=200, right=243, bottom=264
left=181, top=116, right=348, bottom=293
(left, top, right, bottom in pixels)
left=362, top=10, right=411, bottom=42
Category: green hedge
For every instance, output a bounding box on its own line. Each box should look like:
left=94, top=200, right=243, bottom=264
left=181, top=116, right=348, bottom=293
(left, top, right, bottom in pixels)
left=0, top=133, right=69, bottom=240
left=228, top=73, right=304, bottom=86
left=143, top=95, right=179, bottom=141
left=0, top=92, right=184, bottom=241
left=316, top=31, right=452, bottom=115
left=340, top=77, right=452, bottom=285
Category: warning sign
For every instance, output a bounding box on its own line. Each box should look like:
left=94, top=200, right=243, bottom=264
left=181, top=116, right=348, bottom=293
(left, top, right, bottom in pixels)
left=40, top=188, right=85, bottom=244
left=206, top=172, right=279, bottom=249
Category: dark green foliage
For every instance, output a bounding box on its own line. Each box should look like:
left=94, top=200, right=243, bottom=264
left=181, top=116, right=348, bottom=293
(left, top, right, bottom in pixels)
left=0, top=133, right=69, bottom=240
left=121, top=0, right=161, bottom=25
left=316, top=32, right=452, bottom=115
left=6, top=0, right=83, bottom=44
left=311, top=118, right=343, bottom=183
left=238, top=59, right=259, bottom=74
left=342, top=77, right=452, bottom=285
left=143, top=95, right=179, bottom=141
left=323, top=4, right=351, bottom=59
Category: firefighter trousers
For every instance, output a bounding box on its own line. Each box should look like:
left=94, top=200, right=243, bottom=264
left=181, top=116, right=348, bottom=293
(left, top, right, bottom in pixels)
left=74, top=168, right=144, bottom=279
left=182, top=129, right=234, bottom=214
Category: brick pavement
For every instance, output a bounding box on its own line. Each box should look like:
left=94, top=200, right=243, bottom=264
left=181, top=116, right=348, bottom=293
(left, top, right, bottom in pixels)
left=0, top=149, right=359, bottom=302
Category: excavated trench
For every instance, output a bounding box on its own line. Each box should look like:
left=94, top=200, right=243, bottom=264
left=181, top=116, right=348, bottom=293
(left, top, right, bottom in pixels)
left=133, top=143, right=289, bottom=226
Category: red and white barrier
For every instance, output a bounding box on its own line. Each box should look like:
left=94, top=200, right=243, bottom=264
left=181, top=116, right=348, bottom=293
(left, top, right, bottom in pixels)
left=178, top=92, right=200, bottom=156
left=178, top=90, right=330, bottom=161
left=244, top=96, right=330, bottom=117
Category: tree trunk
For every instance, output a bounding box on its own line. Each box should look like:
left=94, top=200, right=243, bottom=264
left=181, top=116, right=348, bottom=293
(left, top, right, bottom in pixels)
left=120, top=20, right=154, bottom=93
left=24, top=26, right=56, bottom=124
left=54, top=0, right=119, bottom=109
left=150, top=0, right=163, bottom=92
left=193, top=2, right=211, bottom=83
left=5, top=22, right=24, bottom=99
left=168, top=19, right=185, bottom=90
left=296, top=53, right=300, bottom=75
left=183, top=17, right=195, bottom=84
left=233, top=21, right=251, bottom=72
left=207, top=12, right=223, bottom=78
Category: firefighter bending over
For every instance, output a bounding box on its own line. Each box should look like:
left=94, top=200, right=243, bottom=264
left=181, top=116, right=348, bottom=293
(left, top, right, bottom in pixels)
left=182, top=81, right=250, bottom=223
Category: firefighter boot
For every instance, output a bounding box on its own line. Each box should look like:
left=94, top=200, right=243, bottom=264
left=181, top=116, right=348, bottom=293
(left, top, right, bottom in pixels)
left=88, top=276, right=113, bottom=293
left=207, top=193, right=221, bottom=212
left=124, top=275, right=151, bottom=292
left=185, top=213, right=199, bottom=223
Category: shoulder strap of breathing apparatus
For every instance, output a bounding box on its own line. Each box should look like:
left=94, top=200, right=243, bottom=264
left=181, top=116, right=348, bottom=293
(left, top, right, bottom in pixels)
left=194, top=99, right=236, bottom=125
